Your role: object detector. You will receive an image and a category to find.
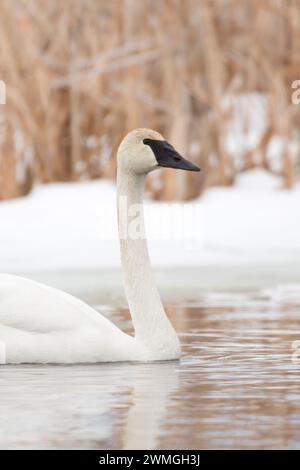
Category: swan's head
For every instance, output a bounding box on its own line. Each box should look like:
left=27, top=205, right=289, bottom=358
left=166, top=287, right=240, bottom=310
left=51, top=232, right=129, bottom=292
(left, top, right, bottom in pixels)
left=117, top=128, right=201, bottom=174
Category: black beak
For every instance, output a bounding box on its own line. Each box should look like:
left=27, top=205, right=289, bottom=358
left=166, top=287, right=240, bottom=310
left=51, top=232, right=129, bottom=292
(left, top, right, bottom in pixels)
left=143, top=139, right=201, bottom=172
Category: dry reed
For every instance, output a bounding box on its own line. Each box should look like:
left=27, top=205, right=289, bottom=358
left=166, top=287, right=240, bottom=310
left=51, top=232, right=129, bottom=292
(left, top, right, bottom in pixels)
left=0, top=0, right=300, bottom=201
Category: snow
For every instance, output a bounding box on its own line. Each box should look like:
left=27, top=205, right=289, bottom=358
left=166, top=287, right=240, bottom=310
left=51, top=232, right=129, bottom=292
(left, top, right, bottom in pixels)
left=223, top=93, right=300, bottom=174
left=223, top=93, right=269, bottom=162
left=234, top=169, right=282, bottom=190
left=1, top=170, right=300, bottom=276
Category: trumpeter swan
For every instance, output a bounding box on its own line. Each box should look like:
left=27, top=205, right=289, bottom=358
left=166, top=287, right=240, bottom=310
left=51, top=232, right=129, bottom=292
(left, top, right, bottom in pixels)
left=0, top=129, right=200, bottom=364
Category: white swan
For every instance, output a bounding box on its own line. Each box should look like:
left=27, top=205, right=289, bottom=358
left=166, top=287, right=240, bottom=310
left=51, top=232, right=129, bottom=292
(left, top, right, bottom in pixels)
left=0, top=129, right=200, bottom=364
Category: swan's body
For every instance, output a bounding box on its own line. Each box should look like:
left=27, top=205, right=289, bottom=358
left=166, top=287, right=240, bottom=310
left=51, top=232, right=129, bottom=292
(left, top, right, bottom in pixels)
left=0, top=273, right=142, bottom=363
left=0, top=129, right=200, bottom=364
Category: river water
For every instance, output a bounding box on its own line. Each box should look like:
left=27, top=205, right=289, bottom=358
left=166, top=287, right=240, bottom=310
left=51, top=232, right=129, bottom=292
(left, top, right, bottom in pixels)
left=1, top=286, right=300, bottom=449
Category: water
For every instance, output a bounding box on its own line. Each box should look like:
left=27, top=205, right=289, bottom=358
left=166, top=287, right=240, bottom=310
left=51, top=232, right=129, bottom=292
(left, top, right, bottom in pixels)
left=1, top=287, right=300, bottom=449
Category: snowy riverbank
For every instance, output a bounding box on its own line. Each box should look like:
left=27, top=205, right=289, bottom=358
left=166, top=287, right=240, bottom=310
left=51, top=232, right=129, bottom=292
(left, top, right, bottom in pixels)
left=1, top=169, right=300, bottom=291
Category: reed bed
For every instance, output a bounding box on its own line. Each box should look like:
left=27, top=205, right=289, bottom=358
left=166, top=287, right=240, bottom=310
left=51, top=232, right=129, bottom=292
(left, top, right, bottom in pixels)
left=0, top=0, right=300, bottom=201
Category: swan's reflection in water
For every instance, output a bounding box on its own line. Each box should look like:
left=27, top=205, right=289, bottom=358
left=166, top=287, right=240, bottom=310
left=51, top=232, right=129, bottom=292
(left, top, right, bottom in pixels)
left=1, top=289, right=300, bottom=449
left=122, top=362, right=179, bottom=449
left=0, top=361, right=179, bottom=449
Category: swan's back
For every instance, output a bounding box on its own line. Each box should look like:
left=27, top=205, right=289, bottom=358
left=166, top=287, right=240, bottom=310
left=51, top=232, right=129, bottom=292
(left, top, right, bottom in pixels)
left=0, top=273, right=108, bottom=331
left=0, top=274, right=138, bottom=363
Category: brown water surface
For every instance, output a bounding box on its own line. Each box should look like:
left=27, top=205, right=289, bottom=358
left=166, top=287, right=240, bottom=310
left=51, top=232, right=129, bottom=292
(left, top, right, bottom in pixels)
left=1, top=289, right=300, bottom=449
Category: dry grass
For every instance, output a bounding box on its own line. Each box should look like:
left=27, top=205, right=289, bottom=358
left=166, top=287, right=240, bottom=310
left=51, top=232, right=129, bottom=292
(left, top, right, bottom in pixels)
left=0, top=0, right=300, bottom=200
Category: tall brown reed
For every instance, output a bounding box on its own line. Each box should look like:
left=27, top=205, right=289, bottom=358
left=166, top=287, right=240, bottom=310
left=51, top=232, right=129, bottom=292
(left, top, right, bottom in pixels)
left=0, top=0, right=299, bottom=200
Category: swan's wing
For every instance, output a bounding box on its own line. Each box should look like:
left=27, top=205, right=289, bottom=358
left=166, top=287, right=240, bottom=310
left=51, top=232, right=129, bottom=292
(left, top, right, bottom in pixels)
left=0, top=273, right=117, bottom=333
left=0, top=274, right=139, bottom=363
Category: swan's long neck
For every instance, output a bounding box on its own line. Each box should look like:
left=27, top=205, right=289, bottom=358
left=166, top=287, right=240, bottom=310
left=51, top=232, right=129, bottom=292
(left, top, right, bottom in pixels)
left=117, top=169, right=180, bottom=357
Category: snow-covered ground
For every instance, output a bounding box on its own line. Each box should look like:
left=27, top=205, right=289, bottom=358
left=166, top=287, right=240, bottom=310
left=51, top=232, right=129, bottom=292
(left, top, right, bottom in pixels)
left=1, top=169, right=300, bottom=278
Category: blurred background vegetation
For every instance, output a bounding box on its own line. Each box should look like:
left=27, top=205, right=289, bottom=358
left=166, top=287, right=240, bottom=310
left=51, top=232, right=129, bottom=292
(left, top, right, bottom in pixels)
left=0, top=0, right=300, bottom=201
